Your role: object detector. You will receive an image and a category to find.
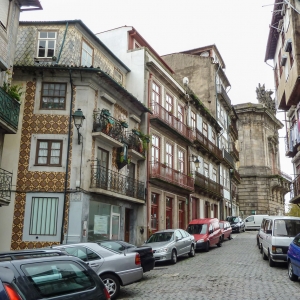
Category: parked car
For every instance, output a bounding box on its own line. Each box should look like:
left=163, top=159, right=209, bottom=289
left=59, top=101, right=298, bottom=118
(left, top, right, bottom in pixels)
left=287, top=233, right=300, bottom=281
left=142, top=229, right=195, bottom=264
left=53, top=242, right=143, bottom=299
left=0, top=249, right=110, bottom=300
left=259, top=216, right=300, bottom=267
left=219, top=221, right=233, bottom=241
left=97, top=240, right=155, bottom=272
left=226, top=216, right=245, bottom=233
left=186, top=218, right=222, bottom=251
left=244, top=214, right=269, bottom=230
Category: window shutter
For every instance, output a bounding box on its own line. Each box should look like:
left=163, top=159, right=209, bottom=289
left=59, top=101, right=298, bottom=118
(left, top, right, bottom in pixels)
left=0, top=0, right=10, bottom=28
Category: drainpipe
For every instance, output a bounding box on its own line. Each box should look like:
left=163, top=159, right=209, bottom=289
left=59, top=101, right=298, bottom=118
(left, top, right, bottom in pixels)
left=61, top=69, right=74, bottom=244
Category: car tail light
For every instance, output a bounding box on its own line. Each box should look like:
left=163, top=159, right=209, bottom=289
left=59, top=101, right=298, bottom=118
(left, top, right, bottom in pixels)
left=3, top=283, right=21, bottom=300
left=103, top=287, right=111, bottom=299
left=135, top=253, right=141, bottom=265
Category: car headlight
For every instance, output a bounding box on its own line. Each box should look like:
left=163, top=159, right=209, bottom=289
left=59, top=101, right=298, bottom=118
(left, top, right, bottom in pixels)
left=197, top=239, right=204, bottom=243
left=272, top=246, right=283, bottom=254
left=155, top=247, right=168, bottom=253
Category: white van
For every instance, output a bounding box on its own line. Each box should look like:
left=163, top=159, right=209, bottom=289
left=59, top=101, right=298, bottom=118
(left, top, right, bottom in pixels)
left=244, top=215, right=268, bottom=230
left=259, top=216, right=300, bottom=267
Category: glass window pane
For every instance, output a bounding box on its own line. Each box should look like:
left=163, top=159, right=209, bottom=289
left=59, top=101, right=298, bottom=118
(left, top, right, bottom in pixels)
left=48, top=32, right=56, bottom=38
left=39, top=32, right=47, bottom=38
left=47, top=49, right=54, bottom=57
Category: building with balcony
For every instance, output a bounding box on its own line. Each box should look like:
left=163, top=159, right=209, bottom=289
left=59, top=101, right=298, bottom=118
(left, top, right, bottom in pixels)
left=0, top=20, right=150, bottom=251
left=234, top=99, right=290, bottom=217
left=264, top=0, right=300, bottom=205
left=162, top=45, right=240, bottom=218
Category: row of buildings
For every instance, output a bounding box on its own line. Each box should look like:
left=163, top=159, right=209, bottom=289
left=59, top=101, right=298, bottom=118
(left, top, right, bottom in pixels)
left=0, top=0, right=291, bottom=251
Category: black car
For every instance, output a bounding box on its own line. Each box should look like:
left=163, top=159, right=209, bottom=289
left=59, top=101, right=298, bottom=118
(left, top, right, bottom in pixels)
left=97, top=240, right=155, bottom=272
left=226, top=216, right=245, bottom=233
left=0, top=249, right=110, bottom=300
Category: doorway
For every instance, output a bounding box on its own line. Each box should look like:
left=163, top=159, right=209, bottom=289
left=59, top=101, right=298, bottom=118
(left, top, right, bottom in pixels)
left=124, top=208, right=131, bottom=242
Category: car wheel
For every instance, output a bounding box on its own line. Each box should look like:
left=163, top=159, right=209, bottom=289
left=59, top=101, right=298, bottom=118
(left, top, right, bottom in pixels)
left=228, top=233, right=232, bottom=240
left=101, top=274, right=120, bottom=300
left=268, top=252, right=275, bottom=267
left=243, top=226, right=246, bottom=232
left=261, top=246, right=267, bottom=260
left=188, top=245, right=195, bottom=257
left=237, top=227, right=240, bottom=233
left=171, top=249, right=177, bottom=264
left=288, top=261, right=298, bottom=281
left=205, top=241, right=210, bottom=252
left=217, top=237, right=222, bottom=247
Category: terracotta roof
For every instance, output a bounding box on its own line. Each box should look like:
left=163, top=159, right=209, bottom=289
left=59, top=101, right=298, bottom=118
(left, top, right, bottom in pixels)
left=264, top=0, right=283, bottom=61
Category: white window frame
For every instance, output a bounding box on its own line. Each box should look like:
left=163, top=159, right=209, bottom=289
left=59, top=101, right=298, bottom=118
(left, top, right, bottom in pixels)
left=0, top=0, right=10, bottom=29
left=81, top=40, right=93, bottom=66
left=23, top=192, right=64, bottom=242
left=37, top=31, right=57, bottom=58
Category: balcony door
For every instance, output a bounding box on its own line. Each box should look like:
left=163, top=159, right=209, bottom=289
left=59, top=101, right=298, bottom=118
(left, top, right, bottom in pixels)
left=126, top=163, right=135, bottom=197
left=151, top=193, right=159, bottom=233
left=178, top=201, right=185, bottom=229
left=166, top=197, right=172, bottom=229
left=166, top=93, right=173, bottom=125
left=97, top=147, right=109, bottom=189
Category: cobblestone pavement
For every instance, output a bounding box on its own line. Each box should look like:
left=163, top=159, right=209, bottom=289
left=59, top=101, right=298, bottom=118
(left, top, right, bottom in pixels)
left=118, top=231, right=299, bottom=300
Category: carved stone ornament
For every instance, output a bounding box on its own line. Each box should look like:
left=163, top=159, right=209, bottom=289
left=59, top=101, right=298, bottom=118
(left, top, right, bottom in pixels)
left=256, top=84, right=276, bottom=114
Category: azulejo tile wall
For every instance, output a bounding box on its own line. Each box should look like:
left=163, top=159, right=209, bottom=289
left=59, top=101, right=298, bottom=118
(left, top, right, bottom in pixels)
left=11, top=81, right=75, bottom=250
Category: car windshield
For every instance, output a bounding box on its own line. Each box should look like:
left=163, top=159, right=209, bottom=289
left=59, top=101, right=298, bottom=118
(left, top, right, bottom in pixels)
left=227, top=217, right=239, bottom=223
left=274, top=219, right=300, bottom=237
left=147, top=232, right=174, bottom=243
left=186, top=224, right=207, bottom=234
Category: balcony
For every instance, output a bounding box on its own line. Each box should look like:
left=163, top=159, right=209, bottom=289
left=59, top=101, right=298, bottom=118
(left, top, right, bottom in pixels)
left=216, top=84, right=231, bottom=109
left=229, top=123, right=238, bottom=140
left=0, top=168, right=12, bottom=206
left=290, top=175, right=300, bottom=204
left=285, top=124, right=300, bottom=157
left=194, top=129, right=223, bottom=163
left=223, top=149, right=234, bottom=168
left=92, top=110, right=126, bottom=147
left=230, top=142, right=239, bottom=161
left=194, top=171, right=223, bottom=200
left=0, top=87, right=20, bottom=133
left=90, top=164, right=145, bottom=202
left=230, top=168, right=241, bottom=183
left=150, top=102, right=194, bottom=143
left=149, top=161, right=194, bottom=192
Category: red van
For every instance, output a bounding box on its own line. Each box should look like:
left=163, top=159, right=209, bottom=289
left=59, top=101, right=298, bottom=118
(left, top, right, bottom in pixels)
left=186, top=218, right=222, bottom=252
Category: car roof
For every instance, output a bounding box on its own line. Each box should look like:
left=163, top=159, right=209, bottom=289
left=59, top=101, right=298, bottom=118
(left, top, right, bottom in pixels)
left=0, top=249, right=65, bottom=261
left=262, top=216, right=300, bottom=220
left=153, top=229, right=182, bottom=234
left=189, top=218, right=218, bottom=224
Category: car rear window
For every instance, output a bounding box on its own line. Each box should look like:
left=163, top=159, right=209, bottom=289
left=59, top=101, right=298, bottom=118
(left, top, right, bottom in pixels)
left=21, top=260, right=96, bottom=297
left=187, top=224, right=207, bottom=234
left=274, top=219, right=300, bottom=237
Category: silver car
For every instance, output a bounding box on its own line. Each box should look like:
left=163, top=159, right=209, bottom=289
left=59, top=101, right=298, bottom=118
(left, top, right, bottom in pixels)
left=143, top=229, right=195, bottom=264
left=53, top=242, right=143, bottom=300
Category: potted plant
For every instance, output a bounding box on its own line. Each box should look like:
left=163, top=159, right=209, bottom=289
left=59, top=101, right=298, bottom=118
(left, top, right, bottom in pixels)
left=132, top=128, right=140, bottom=136
left=2, top=82, right=22, bottom=102
left=102, top=109, right=110, bottom=116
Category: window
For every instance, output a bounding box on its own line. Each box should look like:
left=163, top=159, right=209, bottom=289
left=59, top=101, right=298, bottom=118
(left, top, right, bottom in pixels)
left=165, top=143, right=173, bottom=168
left=191, top=111, right=196, bottom=130
left=151, top=135, right=160, bottom=162
left=203, top=122, right=208, bottom=137
left=41, top=83, right=66, bottom=110
left=81, top=40, right=93, bottom=66
left=30, top=197, right=59, bottom=235
left=36, top=140, right=62, bottom=166
left=0, top=0, right=10, bottom=28
left=152, top=82, right=160, bottom=106
left=37, top=31, right=56, bottom=58
left=204, top=162, right=209, bottom=177
left=178, top=149, right=184, bottom=173
left=166, top=93, right=173, bottom=113
left=177, top=104, right=184, bottom=122
left=113, top=68, right=123, bottom=84
left=213, top=168, right=217, bottom=182
left=212, top=131, right=216, bottom=145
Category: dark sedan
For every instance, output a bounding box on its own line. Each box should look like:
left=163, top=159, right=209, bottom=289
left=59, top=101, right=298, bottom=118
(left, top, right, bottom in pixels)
left=226, top=216, right=245, bottom=233
left=97, top=240, right=155, bottom=272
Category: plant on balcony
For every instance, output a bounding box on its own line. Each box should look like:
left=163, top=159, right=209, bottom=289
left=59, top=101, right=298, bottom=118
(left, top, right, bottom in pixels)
left=2, top=82, right=22, bottom=102
left=132, top=128, right=140, bottom=136
left=101, top=109, right=111, bottom=116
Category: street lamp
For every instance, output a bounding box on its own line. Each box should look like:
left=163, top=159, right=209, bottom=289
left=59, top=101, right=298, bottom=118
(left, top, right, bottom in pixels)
left=190, top=155, right=200, bottom=168
left=72, top=108, right=85, bottom=144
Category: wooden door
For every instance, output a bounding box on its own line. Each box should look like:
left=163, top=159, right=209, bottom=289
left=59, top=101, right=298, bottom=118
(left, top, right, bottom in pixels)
left=124, top=208, right=131, bottom=242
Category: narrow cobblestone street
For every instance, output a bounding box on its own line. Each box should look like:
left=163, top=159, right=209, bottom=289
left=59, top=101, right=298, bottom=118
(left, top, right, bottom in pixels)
left=119, top=231, right=299, bottom=300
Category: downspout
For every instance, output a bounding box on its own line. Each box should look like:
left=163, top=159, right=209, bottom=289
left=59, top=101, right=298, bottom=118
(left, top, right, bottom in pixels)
left=61, top=69, right=74, bottom=244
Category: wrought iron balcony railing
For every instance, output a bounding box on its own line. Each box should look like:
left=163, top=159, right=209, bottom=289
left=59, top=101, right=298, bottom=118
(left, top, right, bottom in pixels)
left=90, top=164, right=145, bottom=200
left=93, top=111, right=126, bottom=143
left=223, top=149, right=234, bottom=168
left=128, top=132, right=146, bottom=156
left=195, top=129, right=223, bottom=162
left=149, top=161, right=194, bottom=191
left=0, top=168, right=12, bottom=205
left=0, top=87, right=20, bottom=132
left=194, top=171, right=223, bottom=198
left=216, top=84, right=231, bottom=108
left=231, top=168, right=241, bottom=183
left=230, top=142, right=239, bottom=161
left=150, top=102, right=194, bottom=142
left=290, top=174, right=300, bottom=200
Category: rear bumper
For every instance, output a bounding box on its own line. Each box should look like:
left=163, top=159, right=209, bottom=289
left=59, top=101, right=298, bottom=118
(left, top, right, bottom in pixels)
left=142, top=257, right=155, bottom=272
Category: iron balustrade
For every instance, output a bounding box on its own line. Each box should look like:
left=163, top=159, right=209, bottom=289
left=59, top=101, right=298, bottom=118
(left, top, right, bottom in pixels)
left=128, top=133, right=146, bottom=155
left=231, top=168, right=241, bottom=182
left=0, top=168, right=12, bottom=204
left=230, top=142, right=239, bottom=160
left=194, top=171, right=223, bottom=198
left=90, top=164, right=145, bottom=200
left=93, top=112, right=125, bottom=143
left=291, top=174, right=300, bottom=199
left=216, top=84, right=231, bottom=107
left=149, top=161, right=194, bottom=191
left=195, top=129, right=223, bottom=161
left=0, top=87, right=20, bottom=131
left=223, top=148, right=234, bottom=168
left=150, top=102, right=194, bottom=142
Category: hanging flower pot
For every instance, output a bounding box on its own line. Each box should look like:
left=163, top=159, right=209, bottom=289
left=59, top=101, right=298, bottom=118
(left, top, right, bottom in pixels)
left=121, top=122, right=128, bottom=128
left=102, top=109, right=111, bottom=116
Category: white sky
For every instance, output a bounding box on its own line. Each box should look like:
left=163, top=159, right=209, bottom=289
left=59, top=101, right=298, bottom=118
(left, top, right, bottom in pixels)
left=20, top=0, right=294, bottom=204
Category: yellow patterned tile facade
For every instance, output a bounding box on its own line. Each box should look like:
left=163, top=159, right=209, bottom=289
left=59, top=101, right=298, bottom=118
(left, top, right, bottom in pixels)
left=11, top=81, right=75, bottom=250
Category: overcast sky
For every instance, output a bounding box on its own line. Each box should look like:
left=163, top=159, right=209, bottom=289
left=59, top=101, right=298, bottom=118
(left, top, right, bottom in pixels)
left=20, top=0, right=294, bottom=202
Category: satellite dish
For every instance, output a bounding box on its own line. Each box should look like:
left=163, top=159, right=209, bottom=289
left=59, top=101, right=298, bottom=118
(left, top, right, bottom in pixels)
left=183, top=77, right=189, bottom=86
left=200, top=51, right=209, bottom=57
